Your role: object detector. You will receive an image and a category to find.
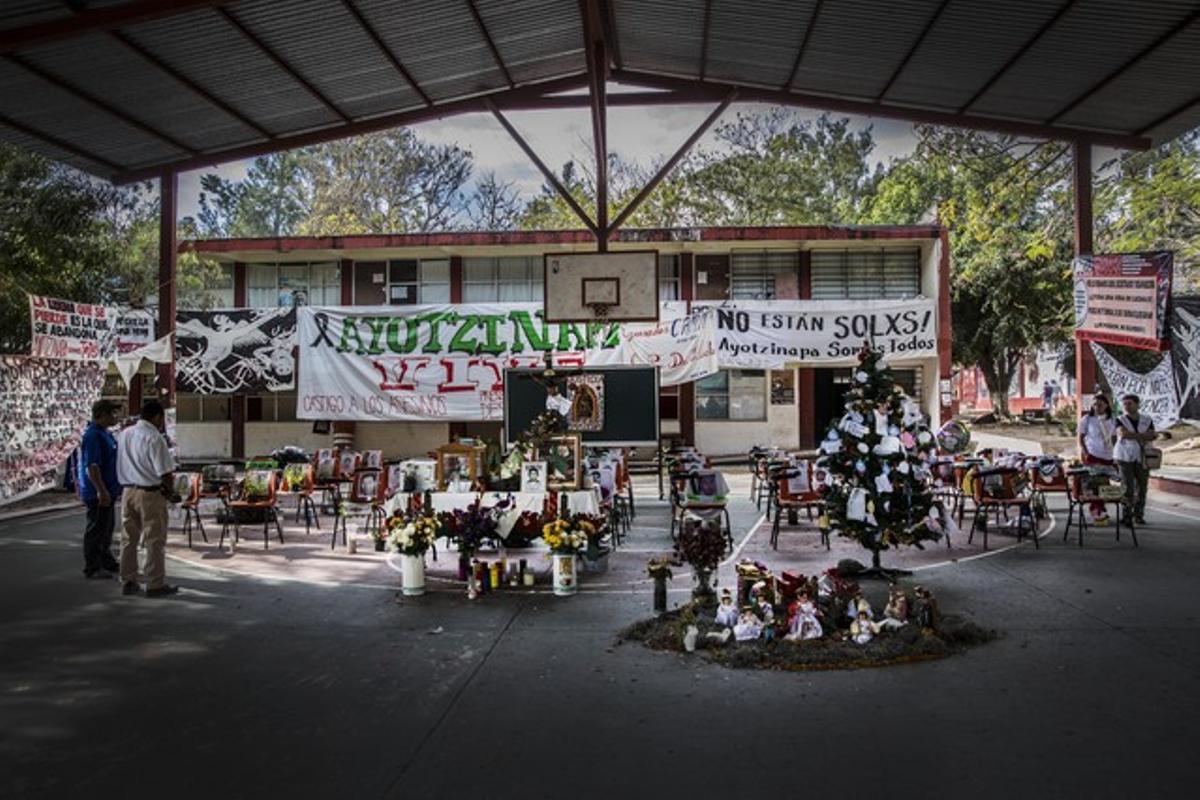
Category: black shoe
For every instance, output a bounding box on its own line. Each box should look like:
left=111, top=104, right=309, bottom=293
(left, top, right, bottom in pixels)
left=102, top=561, right=120, bottom=573
left=84, top=568, right=115, bottom=580
left=1135, top=516, right=1147, bottom=525
left=145, top=584, right=179, bottom=598
left=121, top=581, right=141, bottom=596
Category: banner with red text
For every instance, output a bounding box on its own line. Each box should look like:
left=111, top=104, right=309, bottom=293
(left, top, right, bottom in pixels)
left=29, top=294, right=120, bottom=361
left=296, top=302, right=712, bottom=421
left=1074, top=251, right=1172, bottom=350
left=0, top=357, right=105, bottom=507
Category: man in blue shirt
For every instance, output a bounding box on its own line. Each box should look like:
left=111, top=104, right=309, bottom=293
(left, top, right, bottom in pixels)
left=78, top=399, right=122, bottom=578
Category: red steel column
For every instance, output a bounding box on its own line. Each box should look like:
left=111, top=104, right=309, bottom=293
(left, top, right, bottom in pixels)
left=937, top=230, right=956, bottom=422
left=450, top=255, right=463, bottom=303
left=335, top=257, right=355, bottom=449
left=1073, top=139, right=1096, bottom=414
left=798, top=249, right=816, bottom=448
left=678, top=252, right=696, bottom=445
left=157, top=170, right=177, bottom=406
left=231, top=261, right=247, bottom=460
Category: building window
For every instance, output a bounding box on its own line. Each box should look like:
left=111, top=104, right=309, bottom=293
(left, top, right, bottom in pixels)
left=389, top=259, right=451, bottom=305
left=462, top=257, right=543, bottom=302
left=811, top=248, right=921, bottom=299
left=659, top=255, right=680, bottom=301
left=176, top=394, right=230, bottom=422
left=770, top=369, right=795, bottom=405
left=247, top=262, right=341, bottom=307
left=730, top=251, right=798, bottom=300
left=247, top=394, right=298, bottom=422
left=696, top=369, right=767, bottom=420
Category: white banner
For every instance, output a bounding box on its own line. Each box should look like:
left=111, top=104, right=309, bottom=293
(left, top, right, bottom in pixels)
left=297, top=302, right=714, bottom=422
left=1090, top=342, right=1179, bottom=429
left=29, top=294, right=119, bottom=361
left=114, top=308, right=156, bottom=355
left=698, top=298, right=938, bottom=368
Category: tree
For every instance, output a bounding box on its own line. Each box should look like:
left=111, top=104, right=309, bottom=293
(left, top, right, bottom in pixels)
left=820, top=345, right=941, bottom=574
left=191, top=152, right=310, bottom=238
left=299, top=130, right=473, bottom=234
left=467, top=171, right=523, bottom=230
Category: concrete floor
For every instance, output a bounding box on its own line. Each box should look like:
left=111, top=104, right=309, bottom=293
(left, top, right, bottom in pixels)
left=2, top=488, right=1198, bottom=799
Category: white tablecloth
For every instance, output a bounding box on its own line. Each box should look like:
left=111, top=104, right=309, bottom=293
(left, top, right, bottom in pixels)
left=384, top=489, right=602, bottom=539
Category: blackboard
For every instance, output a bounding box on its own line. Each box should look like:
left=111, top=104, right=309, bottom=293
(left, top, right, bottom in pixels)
left=504, top=365, right=660, bottom=447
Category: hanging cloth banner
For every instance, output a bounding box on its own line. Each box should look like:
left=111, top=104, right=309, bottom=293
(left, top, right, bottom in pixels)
left=175, top=308, right=297, bottom=394
left=696, top=298, right=938, bottom=368
left=296, top=302, right=711, bottom=422
left=1073, top=251, right=1172, bottom=351
left=1090, top=342, right=1179, bottom=429
left=113, top=333, right=173, bottom=386
left=0, top=356, right=106, bottom=507
left=114, top=308, right=156, bottom=354
left=1169, top=296, right=1200, bottom=424
left=28, top=294, right=120, bottom=361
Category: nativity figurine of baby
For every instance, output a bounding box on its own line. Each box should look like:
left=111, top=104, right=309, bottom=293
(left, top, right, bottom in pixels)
left=849, top=610, right=879, bottom=645
left=879, top=583, right=909, bottom=630
left=733, top=609, right=763, bottom=642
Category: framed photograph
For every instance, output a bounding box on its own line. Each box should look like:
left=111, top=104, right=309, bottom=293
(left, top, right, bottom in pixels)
left=540, top=434, right=582, bottom=490
left=521, top=461, right=548, bottom=493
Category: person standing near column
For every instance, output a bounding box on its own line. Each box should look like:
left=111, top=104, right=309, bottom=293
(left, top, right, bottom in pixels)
left=79, top=399, right=123, bottom=578
left=1077, top=393, right=1115, bottom=525
left=116, top=400, right=178, bottom=597
left=1114, top=393, right=1155, bottom=526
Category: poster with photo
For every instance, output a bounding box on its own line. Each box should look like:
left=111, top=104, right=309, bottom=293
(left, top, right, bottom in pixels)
left=175, top=308, right=296, bottom=394
left=566, top=374, right=604, bottom=431
left=521, top=461, right=547, bottom=493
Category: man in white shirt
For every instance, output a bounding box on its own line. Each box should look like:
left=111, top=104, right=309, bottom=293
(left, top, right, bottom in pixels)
left=1114, top=393, right=1155, bottom=525
left=116, top=400, right=178, bottom=597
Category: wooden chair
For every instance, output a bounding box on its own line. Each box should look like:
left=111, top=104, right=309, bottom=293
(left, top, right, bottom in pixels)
left=312, top=448, right=341, bottom=512
left=223, top=470, right=283, bottom=550
left=1065, top=468, right=1137, bottom=548
left=177, top=473, right=207, bottom=547
left=968, top=467, right=1037, bottom=551
left=332, top=468, right=386, bottom=550
left=1028, top=458, right=1070, bottom=509
left=282, top=463, right=320, bottom=534
left=769, top=461, right=828, bottom=551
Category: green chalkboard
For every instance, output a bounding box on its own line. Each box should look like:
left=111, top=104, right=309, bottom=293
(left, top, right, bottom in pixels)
left=503, top=365, right=660, bottom=447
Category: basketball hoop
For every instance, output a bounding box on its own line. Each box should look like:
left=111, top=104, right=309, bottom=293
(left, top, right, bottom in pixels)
left=587, top=301, right=613, bottom=320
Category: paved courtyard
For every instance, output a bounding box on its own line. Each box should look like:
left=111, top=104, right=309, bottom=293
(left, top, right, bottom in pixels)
left=2, top=478, right=1197, bottom=798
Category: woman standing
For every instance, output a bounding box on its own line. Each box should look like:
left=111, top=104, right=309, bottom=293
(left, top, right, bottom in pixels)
left=1078, top=394, right=1116, bottom=524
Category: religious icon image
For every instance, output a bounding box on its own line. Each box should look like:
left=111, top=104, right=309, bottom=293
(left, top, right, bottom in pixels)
left=566, top=374, right=604, bottom=432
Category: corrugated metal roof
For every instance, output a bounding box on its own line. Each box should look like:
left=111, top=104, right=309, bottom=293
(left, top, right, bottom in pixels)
left=0, top=0, right=1196, bottom=182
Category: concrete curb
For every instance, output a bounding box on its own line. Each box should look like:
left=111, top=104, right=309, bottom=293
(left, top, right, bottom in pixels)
left=0, top=501, right=79, bottom=523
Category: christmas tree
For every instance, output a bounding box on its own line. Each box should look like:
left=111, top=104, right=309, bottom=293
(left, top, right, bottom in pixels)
left=818, top=344, right=941, bottom=574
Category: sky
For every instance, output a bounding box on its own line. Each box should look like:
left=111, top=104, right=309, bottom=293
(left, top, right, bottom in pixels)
left=175, top=100, right=921, bottom=220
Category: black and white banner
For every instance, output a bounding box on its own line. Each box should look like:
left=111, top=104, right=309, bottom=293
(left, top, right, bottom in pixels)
left=175, top=309, right=296, bottom=394
left=1090, top=342, right=1179, bottom=429
left=0, top=357, right=105, bottom=507
left=1171, top=296, right=1200, bottom=424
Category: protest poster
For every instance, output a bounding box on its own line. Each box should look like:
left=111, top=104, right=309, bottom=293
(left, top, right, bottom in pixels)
left=296, top=302, right=714, bottom=422
left=175, top=308, right=297, bottom=394
left=0, top=357, right=105, bottom=507
left=1074, top=252, right=1172, bottom=350
left=696, top=298, right=938, bottom=368
left=114, top=309, right=156, bottom=354
left=1090, top=343, right=1179, bottom=429
left=1170, top=296, right=1200, bottom=424
left=28, top=294, right=119, bottom=361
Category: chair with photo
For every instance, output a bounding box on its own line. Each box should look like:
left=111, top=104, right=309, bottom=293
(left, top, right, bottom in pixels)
left=332, top=467, right=387, bottom=550
left=672, top=468, right=733, bottom=551
left=967, top=465, right=1037, bottom=551
left=312, top=448, right=341, bottom=511
left=281, top=462, right=320, bottom=535
left=769, top=460, right=829, bottom=551
left=1064, top=466, right=1137, bottom=548
left=176, top=472, right=207, bottom=548
left=223, top=469, right=284, bottom=550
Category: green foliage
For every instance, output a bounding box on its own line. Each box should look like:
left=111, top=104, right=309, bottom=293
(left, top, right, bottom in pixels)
left=820, top=346, right=940, bottom=569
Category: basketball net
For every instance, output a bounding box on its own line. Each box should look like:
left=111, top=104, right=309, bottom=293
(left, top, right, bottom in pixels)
left=587, top=302, right=613, bottom=320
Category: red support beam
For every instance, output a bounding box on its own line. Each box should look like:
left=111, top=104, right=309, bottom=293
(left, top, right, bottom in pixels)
left=449, top=255, right=463, bottom=303
left=158, top=170, right=178, bottom=405
left=340, top=259, right=354, bottom=305
left=0, top=110, right=123, bottom=173
left=5, top=52, right=198, bottom=155
left=614, top=69, right=1150, bottom=151
left=339, top=0, right=433, bottom=106
left=1137, top=92, right=1200, bottom=137
left=958, top=0, right=1077, bottom=113
left=1073, top=139, right=1096, bottom=414
left=937, top=229, right=956, bottom=423
left=698, top=0, right=712, bottom=81
left=114, top=74, right=592, bottom=183
left=485, top=98, right=599, bottom=236
left=797, top=250, right=814, bottom=448
left=0, top=0, right=229, bottom=54
left=875, top=0, right=950, bottom=102
left=218, top=7, right=352, bottom=124
left=1047, top=7, right=1200, bottom=125
left=466, top=0, right=514, bottom=88
left=582, top=0, right=610, bottom=250
left=233, top=261, right=247, bottom=306
left=607, top=90, right=735, bottom=235
left=782, top=0, right=824, bottom=89
left=108, top=29, right=273, bottom=140
left=678, top=252, right=695, bottom=447
left=602, top=0, right=623, bottom=70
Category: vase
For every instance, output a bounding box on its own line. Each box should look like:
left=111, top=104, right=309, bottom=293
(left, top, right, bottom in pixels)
left=401, top=553, right=426, bottom=596
left=652, top=574, right=668, bottom=613
left=457, top=553, right=470, bottom=581
left=374, top=539, right=386, bottom=552
left=692, top=567, right=715, bottom=599
left=552, top=553, right=577, bottom=596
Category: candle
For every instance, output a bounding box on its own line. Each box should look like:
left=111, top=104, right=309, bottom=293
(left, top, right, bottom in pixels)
left=490, top=563, right=501, bottom=589
left=523, top=571, right=535, bottom=587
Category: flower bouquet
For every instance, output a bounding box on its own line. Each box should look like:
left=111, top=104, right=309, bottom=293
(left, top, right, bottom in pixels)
left=438, top=498, right=509, bottom=584
left=676, top=517, right=726, bottom=598
left=387, top=512, right=442, bottom=596
left=542, top=516, right=588, bottom=596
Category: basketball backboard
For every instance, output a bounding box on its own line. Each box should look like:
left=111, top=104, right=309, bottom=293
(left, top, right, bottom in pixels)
left=543, top=251, right=659, bottom=322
